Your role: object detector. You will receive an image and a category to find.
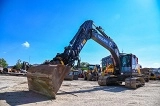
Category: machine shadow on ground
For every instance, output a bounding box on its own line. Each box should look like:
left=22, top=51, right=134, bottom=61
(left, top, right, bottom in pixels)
left=0, top=91, right=50, bottom=106
left=57, top=84, right=131, bottom=96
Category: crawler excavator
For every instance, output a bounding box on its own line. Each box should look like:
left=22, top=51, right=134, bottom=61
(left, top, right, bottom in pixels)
left=27, top=20, right=145, bottom=99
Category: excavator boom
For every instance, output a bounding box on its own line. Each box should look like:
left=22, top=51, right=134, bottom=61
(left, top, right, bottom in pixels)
left=51, top=20, right=120, bottom=73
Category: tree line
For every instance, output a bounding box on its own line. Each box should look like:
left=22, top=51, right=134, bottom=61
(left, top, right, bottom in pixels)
left=0, top=58, right=91, bottom=70
left=0, top=58, right=25, bottom=70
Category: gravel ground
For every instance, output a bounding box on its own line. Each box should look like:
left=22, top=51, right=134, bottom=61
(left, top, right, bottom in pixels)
left=0, top=75, right=160, bottom=106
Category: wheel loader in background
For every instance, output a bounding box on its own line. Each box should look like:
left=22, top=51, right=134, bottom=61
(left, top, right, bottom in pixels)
left=27, top=20, right=145, bottom=99
left=83, top=64, right=101, bottom=81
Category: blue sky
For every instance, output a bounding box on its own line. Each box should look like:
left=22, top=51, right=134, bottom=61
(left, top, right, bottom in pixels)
left=0, top=0, right=160, bottom=68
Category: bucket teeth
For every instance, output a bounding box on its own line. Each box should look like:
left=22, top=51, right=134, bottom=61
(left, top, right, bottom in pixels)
left=27, top=64, right=70, bottom=99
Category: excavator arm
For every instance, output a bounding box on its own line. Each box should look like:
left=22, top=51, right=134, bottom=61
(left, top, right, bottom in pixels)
left=51, top=20, right=120, bottom=74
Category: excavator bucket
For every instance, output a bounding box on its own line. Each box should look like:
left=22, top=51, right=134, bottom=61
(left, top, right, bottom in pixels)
left=26, top=64, right=71, bottom=99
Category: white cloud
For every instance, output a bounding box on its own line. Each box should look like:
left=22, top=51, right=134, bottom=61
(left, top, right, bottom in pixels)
left=22, top=41, right=30, bottom=48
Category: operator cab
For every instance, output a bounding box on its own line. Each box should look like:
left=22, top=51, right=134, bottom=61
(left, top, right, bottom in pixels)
left=120, top=53, right=139, bottom=75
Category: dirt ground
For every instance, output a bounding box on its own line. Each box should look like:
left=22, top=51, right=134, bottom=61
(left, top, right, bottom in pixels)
left=0, top=75, right=160, bottom=106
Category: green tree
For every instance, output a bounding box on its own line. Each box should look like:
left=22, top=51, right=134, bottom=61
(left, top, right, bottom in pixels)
left=13, top=59, right=22, bottom=70
left=80, top=62, right=89, bottom=70
left=0, top=58, right=8, bottom=68
left=80, top=62, right=89, bottom=67
left=102, top=66, right=106, bottom=71
left=73, top=62, right=89, bottom=70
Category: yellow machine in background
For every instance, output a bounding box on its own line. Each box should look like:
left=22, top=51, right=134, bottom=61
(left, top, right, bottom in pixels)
left=84, top=64, right=101, bottom=81
left=140, top=68, right=150, bottom=82
left=102, top=64, right=114, bottom=76
left=149, top=69, right=157, bottom=80
left=150, top=72, right=156, bottom=80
